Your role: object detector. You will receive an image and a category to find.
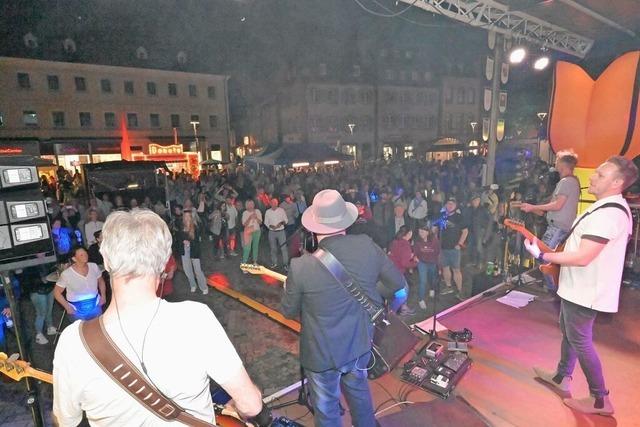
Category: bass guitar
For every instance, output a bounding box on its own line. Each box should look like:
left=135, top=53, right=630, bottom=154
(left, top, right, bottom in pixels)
left=239, top=264, right=287, bottom=283
left=0, top=352, right=53, bottom=384
left=503, top=218, right=562, bottom=286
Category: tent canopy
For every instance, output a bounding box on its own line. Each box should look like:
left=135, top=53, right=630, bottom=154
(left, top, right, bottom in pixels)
left=245, top=144, right=353, bottom=166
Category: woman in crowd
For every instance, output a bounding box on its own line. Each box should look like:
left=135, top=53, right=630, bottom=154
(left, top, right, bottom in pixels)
left=53, top=247, right=106, bottom=321
left=19, top=265, right=57, bottom=344
left=241, top=199, right=262, bottom=267
left=208, top=201, right=225, bottom=259
left=412, top=223, right=441, bottom=310
left=177, top=210, right=209, bottom=294
left=388, top=225, right=418, bottom=316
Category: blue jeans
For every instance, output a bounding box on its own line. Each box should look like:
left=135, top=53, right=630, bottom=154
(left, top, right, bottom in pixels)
left=541, top=223, right=568, bottom=292
left=305, top=353, right=376, bottom=427
left=417, top=262, right=437, bottom=301
left=30, top=291, right=54, bottom=333
left=557, top=299, right=607, bottom=397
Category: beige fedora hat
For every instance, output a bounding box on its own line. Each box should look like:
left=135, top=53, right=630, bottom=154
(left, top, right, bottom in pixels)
left=301, top=189, right=358, bottom=234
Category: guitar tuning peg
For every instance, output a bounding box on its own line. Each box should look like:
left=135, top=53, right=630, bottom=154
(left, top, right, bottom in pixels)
left=8, top=353, right=19, bottom=362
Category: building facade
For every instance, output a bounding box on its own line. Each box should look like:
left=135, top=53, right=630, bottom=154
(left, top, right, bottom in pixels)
left=0, top=57, right=231, bottom=172
left=241, top=58, right=481, bottom=162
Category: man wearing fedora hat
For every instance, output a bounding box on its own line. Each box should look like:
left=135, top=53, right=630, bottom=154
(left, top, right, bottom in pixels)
left=282, top=189, right=406, bottom=427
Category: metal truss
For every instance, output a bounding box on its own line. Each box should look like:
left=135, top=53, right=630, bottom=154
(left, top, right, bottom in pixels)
left=400, top=0, right=594, bottom=58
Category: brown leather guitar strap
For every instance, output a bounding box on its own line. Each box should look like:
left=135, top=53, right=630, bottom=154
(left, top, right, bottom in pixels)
left=79, top=317, right=216, bottom=427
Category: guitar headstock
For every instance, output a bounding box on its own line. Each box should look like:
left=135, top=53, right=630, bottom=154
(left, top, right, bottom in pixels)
left=503, top=218, right=526, bottom=232
left=239, top=263, right=267, bottom=275
left=0, top=352, right=30, bottom=382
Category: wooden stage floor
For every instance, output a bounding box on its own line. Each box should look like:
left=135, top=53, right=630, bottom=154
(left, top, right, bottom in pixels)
left=269, top=283, right=640, bottom=427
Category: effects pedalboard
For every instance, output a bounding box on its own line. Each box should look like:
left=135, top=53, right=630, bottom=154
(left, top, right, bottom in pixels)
left=400, top=340, right=472, bottom=398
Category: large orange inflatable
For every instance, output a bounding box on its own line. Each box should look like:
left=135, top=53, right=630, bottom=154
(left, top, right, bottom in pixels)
left=549, top=51, right=640, bottom=168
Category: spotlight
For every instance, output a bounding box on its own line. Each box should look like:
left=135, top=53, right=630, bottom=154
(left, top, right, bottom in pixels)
left=509, top=47, right=527, bottom=64
left=533, top=56, right=550, bottom=70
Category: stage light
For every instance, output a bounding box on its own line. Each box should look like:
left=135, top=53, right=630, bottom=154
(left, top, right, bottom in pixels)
left=533, top=56, right=550, bottom=70
left=292, top=162, right=310, bottom=168
left=324, top=160, right=340, bottom=165
left=509, top=47, right=527, bottom=64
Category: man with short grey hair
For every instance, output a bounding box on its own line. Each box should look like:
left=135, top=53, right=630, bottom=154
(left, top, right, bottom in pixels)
left=53, top=209, right=267, bottom=426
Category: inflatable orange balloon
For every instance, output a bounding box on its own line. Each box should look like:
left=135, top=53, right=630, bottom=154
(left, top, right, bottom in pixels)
left=549, top=51, right=640, bottom=168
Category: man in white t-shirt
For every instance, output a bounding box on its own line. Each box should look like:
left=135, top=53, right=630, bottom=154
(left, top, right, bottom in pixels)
left=84, top=209, right=104, bottom=247
left=53, top=210, right=269, bottom=426
left=524, top=156, right=637, bottom=416
left=264, top=197, right=289, bottom=270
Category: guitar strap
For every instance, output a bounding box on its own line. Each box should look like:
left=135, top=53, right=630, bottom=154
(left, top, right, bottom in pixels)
left=313, top=248, right=384, bottom=323
left=79, top=317, right=216, bottom=427
left=559, top=202, right=630, bottom=247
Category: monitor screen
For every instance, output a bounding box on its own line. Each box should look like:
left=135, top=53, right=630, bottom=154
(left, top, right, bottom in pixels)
left=12, top=223, right=47, bottom=245
left=0, top=166, right=37, bottom=188
left=6, top=201, right=45, bottom=222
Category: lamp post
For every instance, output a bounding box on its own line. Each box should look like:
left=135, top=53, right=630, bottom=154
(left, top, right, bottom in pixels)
left=536, top=112, right=547, bottom=159
left=190, top=120, right=200, bottom=157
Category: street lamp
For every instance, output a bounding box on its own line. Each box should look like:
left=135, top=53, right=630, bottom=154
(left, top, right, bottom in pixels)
left=190, top=120, right=200, bottom=155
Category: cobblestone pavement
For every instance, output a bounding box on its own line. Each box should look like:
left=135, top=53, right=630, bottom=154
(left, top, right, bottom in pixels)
left=0, top=235, right=490, bottom=425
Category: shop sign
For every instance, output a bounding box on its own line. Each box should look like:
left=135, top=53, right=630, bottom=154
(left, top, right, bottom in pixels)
left=149, top=143, right=183, bottom=155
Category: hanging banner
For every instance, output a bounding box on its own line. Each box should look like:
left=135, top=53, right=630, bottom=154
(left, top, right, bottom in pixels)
left=485, top=56, right=494, bottom=81
left=504, top=37, right=512, bottom=52
left=501, top=62, right=509, bottom=84
left=488, top=31, right=496, bottom=50
left=482, top=118, right=490, bottom=141
left=497, top=119, right=505, bottom=141
left=499, top=91, right=508, bottom=113
left=484, top=87, right=492, bottom=111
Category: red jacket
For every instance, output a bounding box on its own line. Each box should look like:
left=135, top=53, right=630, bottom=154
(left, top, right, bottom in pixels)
left=412, top=237, right=440, bottom=264
left=388, top=239, right=418, bottom=274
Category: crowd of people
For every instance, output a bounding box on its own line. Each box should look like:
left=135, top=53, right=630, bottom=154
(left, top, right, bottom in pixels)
left=3, top=154, right=563, bottom=349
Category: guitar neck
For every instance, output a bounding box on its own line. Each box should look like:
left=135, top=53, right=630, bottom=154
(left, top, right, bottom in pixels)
left=261, top=269, right=287, bottom=283
left=29, top=369, right=54, bottom=384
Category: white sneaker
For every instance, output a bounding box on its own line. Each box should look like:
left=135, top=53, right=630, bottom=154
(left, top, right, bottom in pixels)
left=46, top=326, right=58, bottom=336
left=35, top=333, right=49, bottom=345
left=418, top=300, right=427, bottom=310
left=202, top=289, right=209, bottom=295
left=190, top=287, right=196, bottom=293
left=428, top=290, right=435, bottom=298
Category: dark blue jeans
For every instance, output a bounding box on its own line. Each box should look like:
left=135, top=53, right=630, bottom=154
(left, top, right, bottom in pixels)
left=541, top=224, right=568, bottom=292
left=305, top=353, right=376, bottom=427
left=417, top=261, right=437, bottom=301
left=557, top=299, right=607, bottom=397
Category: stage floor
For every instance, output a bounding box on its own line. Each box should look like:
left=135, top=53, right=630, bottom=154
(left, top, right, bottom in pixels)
left=270, top=283, right=640, bottom=427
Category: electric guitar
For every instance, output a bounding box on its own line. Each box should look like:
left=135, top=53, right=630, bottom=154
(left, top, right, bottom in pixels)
left=0, top=352, right=53, bottom=384
left=503, top=219, right=562, bottom=286
left=239, top=263, right=287, bottom=283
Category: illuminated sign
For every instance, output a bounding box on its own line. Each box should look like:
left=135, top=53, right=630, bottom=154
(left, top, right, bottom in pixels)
left=148, top=144, right=184, bottom=155
left=0, top=148, right=23, bottom=154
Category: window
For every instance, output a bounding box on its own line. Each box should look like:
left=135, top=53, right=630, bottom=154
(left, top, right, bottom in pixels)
left=75, top=76, right=87, bottom=92
left=104, top=112, right=116, bottom=128
left=207, top=86, right=216, bottom=99
left=150, top=113, right=160, bottom=128
left=52, top=111, right=65, bottom=128
left=168, top=83, right=177, bottom=96
left=385, top=69, right=394, bottom=80
left=457, top=88, right=465, bottom=104
left=79, top=112, right=92, bottom=128
left=467, top=88, right=476, bottom=104
left=124, top=80, right=134, bottom=95
left=147, top=81, right=157, bottom=96
left=353, top=65, right=361, bottom=77
left=190, top=114, right=200, bottom=126
left=170, top=114, right=180, bottom=128
left=17, top=73, right=31, bottom=89
left=446, top=113, right=453, bottom=130
left=318, top=63, right=327, bottom=76
left=188, top=84, right=197, bottom=97
left=22, top=110, right=38, bottom=127
left=411, top=71, right=419, bottom=82
left=127, top=113, right=138, bottom=129
left=101, top=79, right=112, bottom=93
left=47, top=75, right=60, bottom=91
left=0, top=112, right=4, bottom=127
left=445, top=87, right=453, bottom=104
left=209, top=115, right=218, bottom=129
